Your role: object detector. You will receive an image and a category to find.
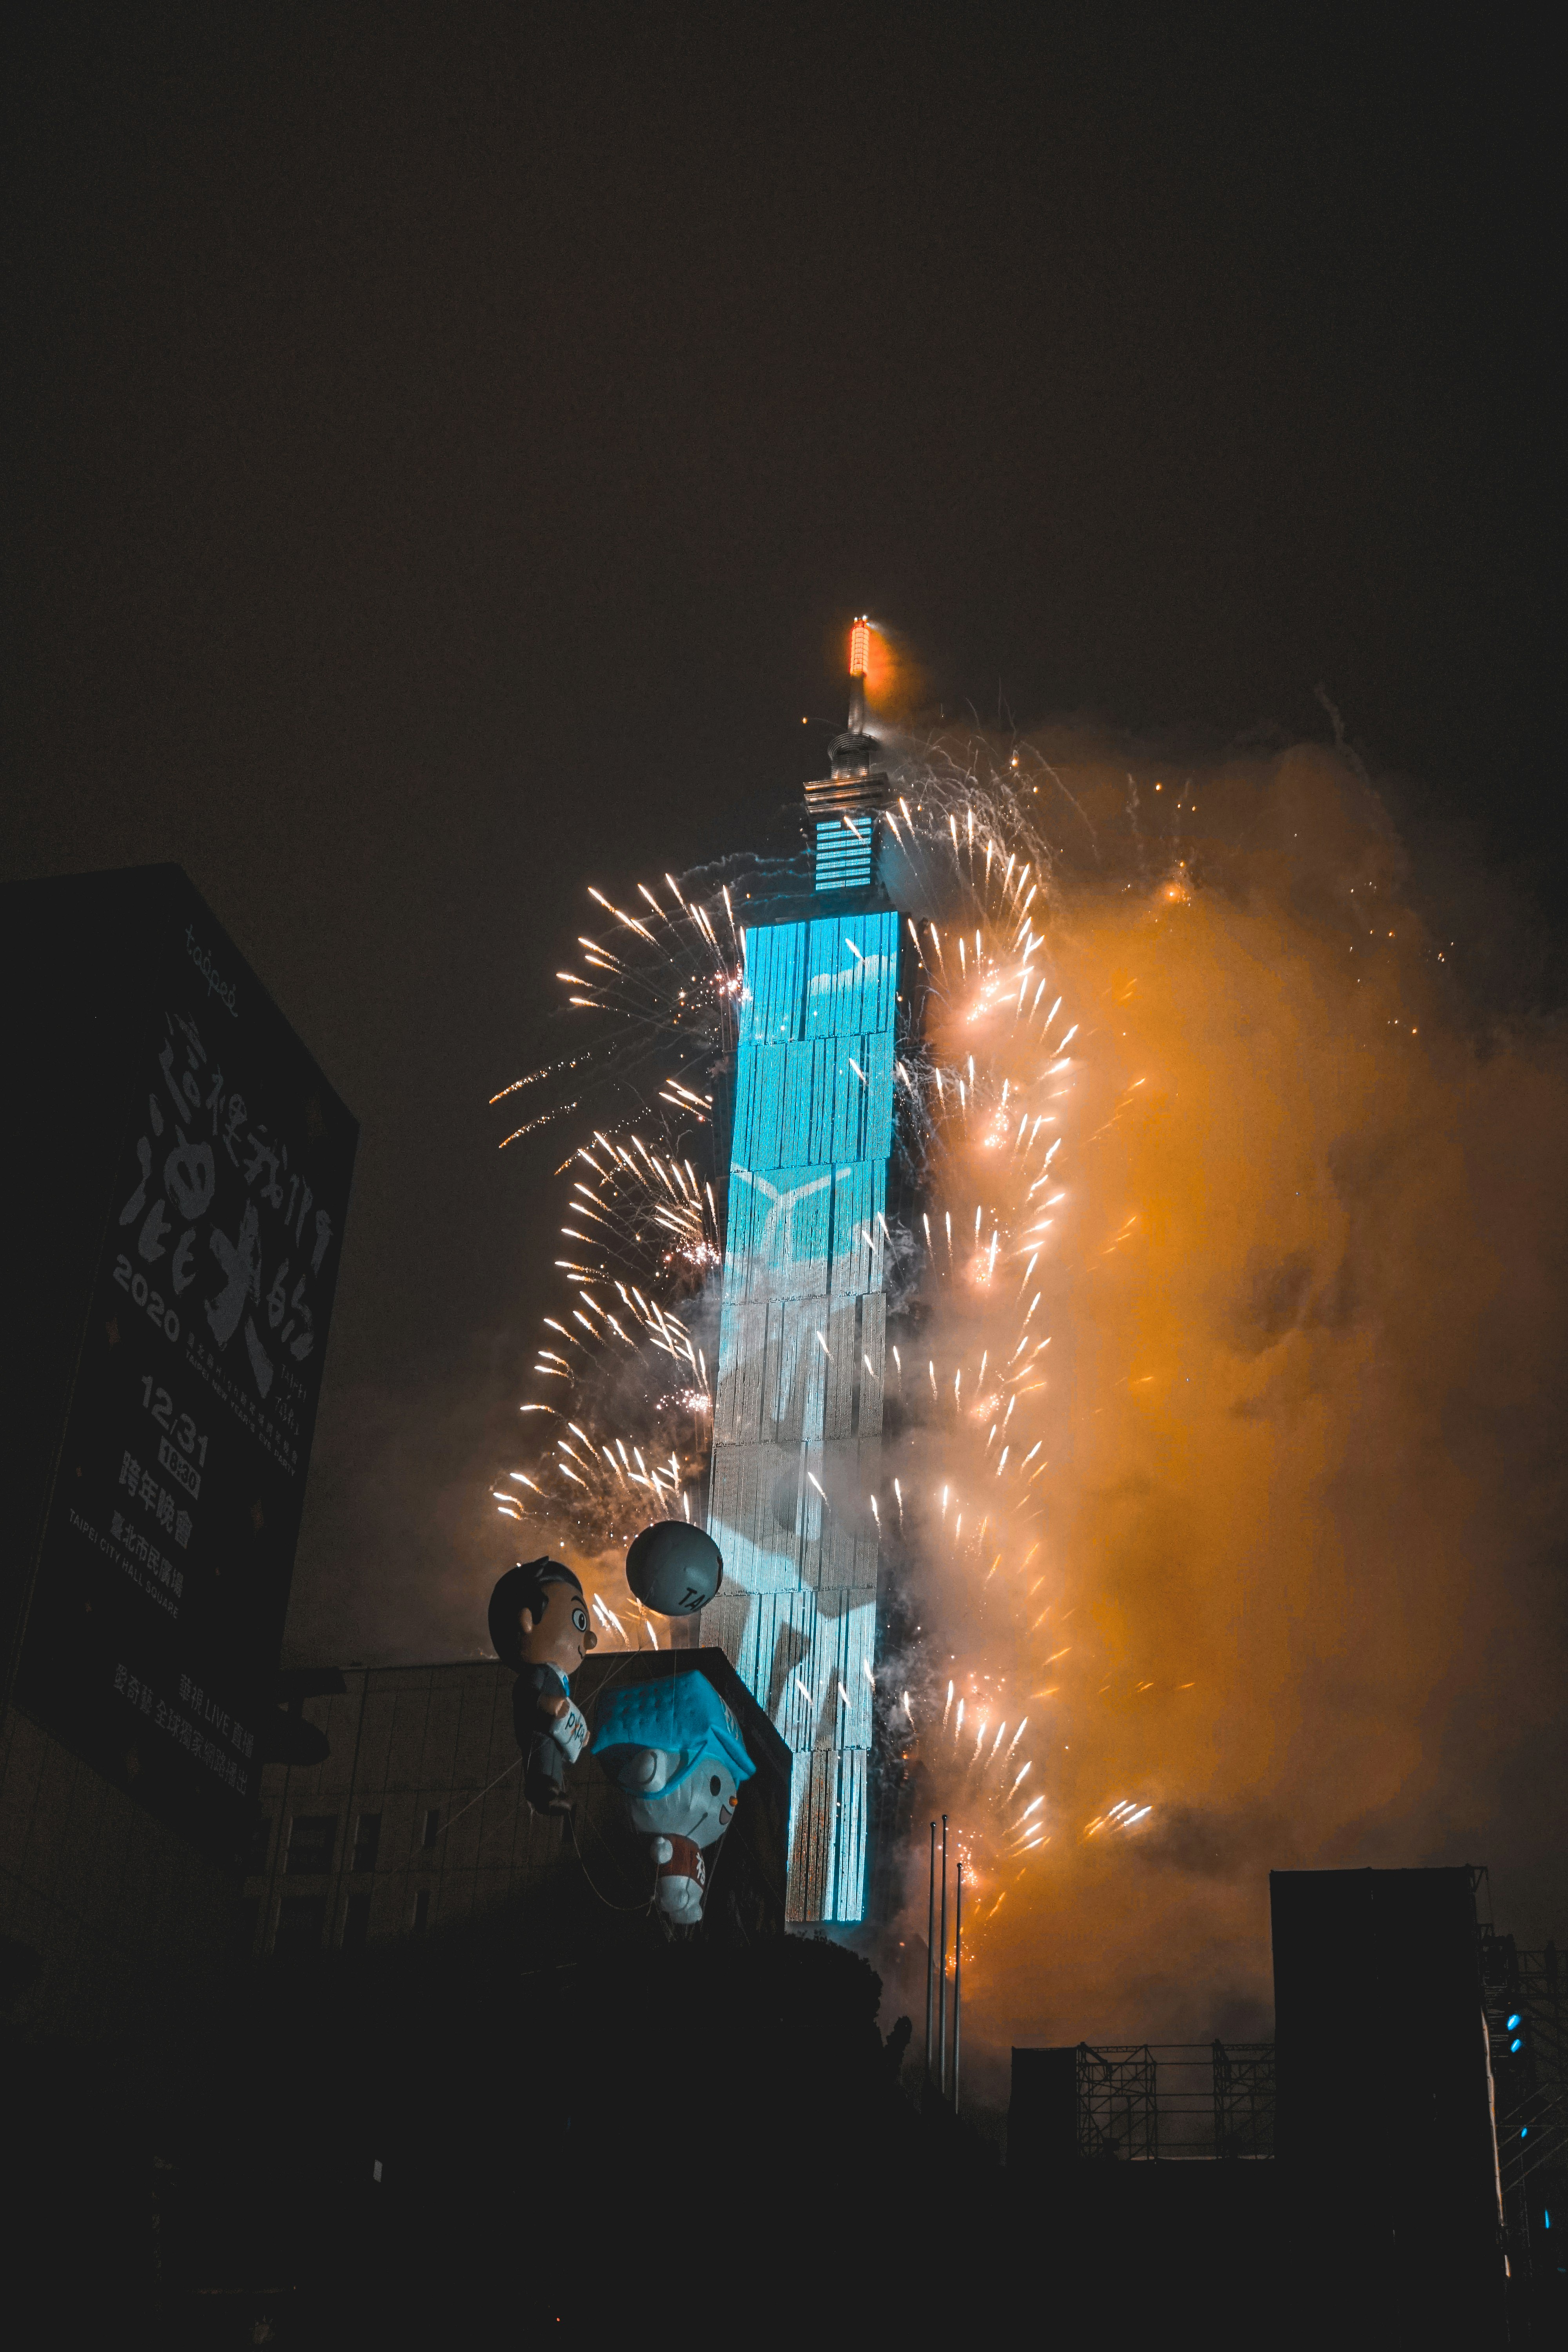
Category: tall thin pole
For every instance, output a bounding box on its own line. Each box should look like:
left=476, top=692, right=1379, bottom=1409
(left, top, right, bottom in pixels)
left=953, top=1862, right=964, bottom=2116
left=924, top=1820, right=937, bottom=2081
left=937, top=1814, right=949, bottom=2093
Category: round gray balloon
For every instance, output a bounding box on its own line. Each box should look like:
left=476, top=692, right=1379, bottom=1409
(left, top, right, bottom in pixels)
left=625, top=1521, right=724, bottom=1617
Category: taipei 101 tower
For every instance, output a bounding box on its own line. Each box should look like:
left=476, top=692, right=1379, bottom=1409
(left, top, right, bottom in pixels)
left=701, top=622, right=908, bottom=1923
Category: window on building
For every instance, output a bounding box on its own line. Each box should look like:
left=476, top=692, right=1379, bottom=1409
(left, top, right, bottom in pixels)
left=342, top=1892, right=372, bottom=1953
left=422, top=1807, right=441, bottom=1850
left=285, top=1815, right=337, bottom=1876
left=412, top=1889, right=430, bottom=1933
left=352, top=1813, right=382, bottom=1873
left=246, top=1814, right=273, bottom=1876
left=273, top=1894, right=326, bottom=1956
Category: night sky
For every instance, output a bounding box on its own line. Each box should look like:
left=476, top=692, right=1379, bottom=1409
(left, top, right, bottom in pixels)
left=5, top=10, right=1553, bottom=1668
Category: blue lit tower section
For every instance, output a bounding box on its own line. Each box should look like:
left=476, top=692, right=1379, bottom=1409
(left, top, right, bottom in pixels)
left=702, top=631, right=901, bottom=1923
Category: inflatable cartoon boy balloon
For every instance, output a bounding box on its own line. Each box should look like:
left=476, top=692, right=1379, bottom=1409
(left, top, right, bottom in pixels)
left=488, top=1559, right=597, bottom=1815
left=590, top=1672, right=754, bottom=1923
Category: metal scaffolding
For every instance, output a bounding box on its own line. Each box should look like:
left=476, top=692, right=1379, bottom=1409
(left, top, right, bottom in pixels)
left=1213, top=2040, right=1277, bottom=2161
left=1077, top=2045, right=1160, bottom=2162
left=1072, top=2043, right=1276, bottom=2162
left=1480, top=1924, right=1568, bottom=2291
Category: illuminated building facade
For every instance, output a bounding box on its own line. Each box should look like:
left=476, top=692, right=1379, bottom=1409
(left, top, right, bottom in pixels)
left=702, top=634, right=904, bottom=1922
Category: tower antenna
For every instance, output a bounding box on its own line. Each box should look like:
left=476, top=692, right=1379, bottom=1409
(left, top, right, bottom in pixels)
left=848, top=615, right=871, bottom=733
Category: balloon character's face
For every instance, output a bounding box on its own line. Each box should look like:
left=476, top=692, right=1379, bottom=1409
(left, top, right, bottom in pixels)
left=618, top=1748, right=740, bottom=1849
left=589, top=1672, right=753, bottom=1922
left=517, top=1583, right=597, bottom=1679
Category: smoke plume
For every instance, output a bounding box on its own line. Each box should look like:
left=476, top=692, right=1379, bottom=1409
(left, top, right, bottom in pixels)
left=880, top=724, right=1568, bottom=2089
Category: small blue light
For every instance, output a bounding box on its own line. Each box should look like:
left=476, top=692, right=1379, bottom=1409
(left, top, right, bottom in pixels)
left=1522, top=2127, right=1530, bottom=2139
left=1511, top=2037, right=1524, bottom=2053
left=1507, top=2013, right=1522, bottom=2031
left=1544, top=2210, right=1552, bottom=2230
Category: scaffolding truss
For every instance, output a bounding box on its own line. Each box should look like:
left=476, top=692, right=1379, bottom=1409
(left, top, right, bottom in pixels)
left=1213, top=2040, right=1277, bottom=2161
left=1072, top=2043, right=1276, bottom=2162
left=1077, top=2045, right=1159, bottom=2162
left=1480, top=1926, right=1568, bottom=2290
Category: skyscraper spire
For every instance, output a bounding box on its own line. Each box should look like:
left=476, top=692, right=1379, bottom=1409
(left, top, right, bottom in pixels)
left=848, top=613, right=871, bottom=734
left=808, top=615, right=892, bottom=894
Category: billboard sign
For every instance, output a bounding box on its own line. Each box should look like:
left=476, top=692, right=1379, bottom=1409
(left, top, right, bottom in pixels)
left=5, top=868, right=357, bottom=1858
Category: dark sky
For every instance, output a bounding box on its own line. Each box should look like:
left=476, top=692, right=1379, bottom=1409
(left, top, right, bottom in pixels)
left=5, top=8, right=1554, bottom=1661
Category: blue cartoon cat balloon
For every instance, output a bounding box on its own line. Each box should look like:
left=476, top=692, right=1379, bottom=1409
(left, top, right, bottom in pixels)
left=590, top=1671, right=755, bottom=1923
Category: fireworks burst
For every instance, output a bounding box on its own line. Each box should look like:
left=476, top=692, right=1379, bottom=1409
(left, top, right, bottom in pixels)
left=845, top=726, right=1261, bottom=1958
left=864, top=742, right=1104, bottom=1923
left=488, top=857, right=782, bottom=1633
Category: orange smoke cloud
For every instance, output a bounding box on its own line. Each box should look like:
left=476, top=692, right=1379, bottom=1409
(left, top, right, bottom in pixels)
left=886, top=733, right=1568, bottom=2073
